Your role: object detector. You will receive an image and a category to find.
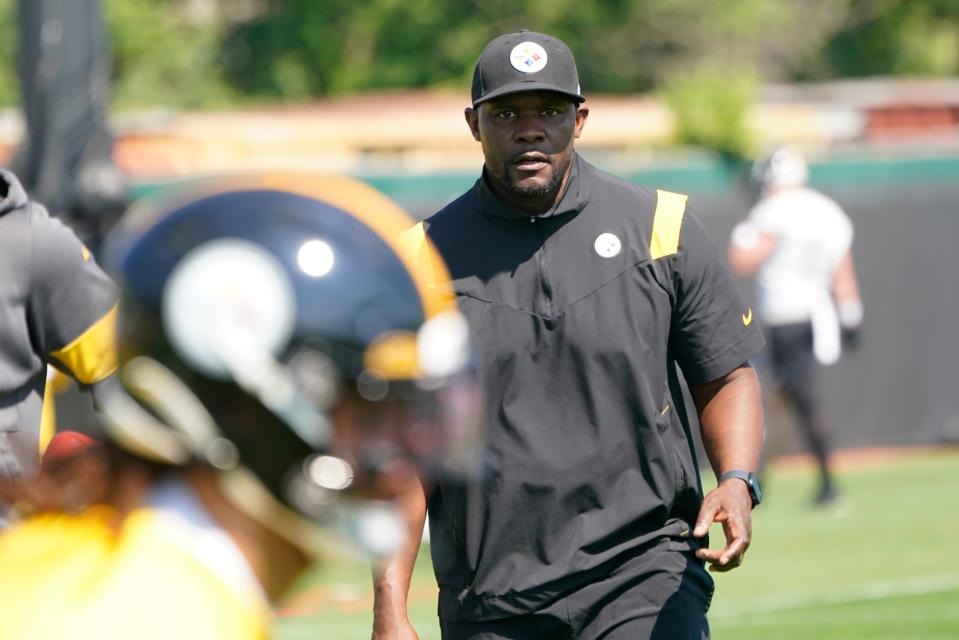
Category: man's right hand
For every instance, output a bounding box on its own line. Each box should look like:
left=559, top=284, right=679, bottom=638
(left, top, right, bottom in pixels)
left=371, top=615, right=419, bottom=640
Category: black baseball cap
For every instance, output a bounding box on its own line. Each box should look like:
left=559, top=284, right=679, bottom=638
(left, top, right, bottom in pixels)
left=471, top=30, right=585, bottom=107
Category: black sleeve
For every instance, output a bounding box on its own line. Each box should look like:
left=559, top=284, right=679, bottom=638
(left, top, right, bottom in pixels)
left=668, top=208, right=765, bottom=385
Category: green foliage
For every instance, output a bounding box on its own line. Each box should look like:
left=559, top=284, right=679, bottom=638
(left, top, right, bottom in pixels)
left=219, top=0, right=959, bottom=104
left=0, top=0, right=956, bottom=155
left=220, top=0, right=770, bottom=99
left=0, top=0, right=18, bottom=106
left=0, top=0, right=235, bottom=108
left=104, top=0, right=234, bottom=108
left=663, top=65, right=758, bottom=162
left=813, top=0, right=959, bottom=78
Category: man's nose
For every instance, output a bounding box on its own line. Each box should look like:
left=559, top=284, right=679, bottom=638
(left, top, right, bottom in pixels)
left=514, top=114, right=546, bottom=143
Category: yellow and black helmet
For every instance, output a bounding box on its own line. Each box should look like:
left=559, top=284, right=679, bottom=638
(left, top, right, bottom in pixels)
left=97, top=173, right=481, bottom=535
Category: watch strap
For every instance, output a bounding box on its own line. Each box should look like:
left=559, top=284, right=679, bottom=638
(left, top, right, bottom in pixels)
left=719, top=470, right=751, bottom=484
left=719, top=469, right=761, bottom=507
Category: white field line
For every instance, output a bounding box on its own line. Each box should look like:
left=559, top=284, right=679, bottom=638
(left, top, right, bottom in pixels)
left=711, top=573, right=959, bottom=620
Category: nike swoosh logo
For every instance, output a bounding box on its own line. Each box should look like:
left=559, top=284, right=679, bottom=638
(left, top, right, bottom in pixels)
left=742, top=308, right=753, bottom=326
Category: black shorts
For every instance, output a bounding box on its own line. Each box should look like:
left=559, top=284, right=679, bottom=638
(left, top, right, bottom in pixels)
left=439, top=540, right=714, bottom=640
left=767, top=322, right=817, bottom=396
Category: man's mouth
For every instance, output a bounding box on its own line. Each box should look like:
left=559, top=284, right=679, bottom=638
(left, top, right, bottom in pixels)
left=512, top=153, right=549, bottom=172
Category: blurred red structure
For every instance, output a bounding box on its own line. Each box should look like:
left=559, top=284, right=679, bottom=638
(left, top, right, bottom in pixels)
left=865, top=104, right=959, bottom=138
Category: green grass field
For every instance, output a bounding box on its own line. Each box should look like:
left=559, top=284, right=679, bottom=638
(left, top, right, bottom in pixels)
left=275, top=447, right=959, bottom=639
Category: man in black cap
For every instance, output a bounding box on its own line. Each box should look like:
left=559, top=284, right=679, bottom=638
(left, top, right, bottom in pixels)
left=374, top=30, right=766, bottom=639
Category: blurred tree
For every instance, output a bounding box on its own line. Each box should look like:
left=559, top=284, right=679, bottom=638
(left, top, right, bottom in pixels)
left=663, top=64, right=758, bottom=162
left=0, top=0, right=17, bottom=105
left=221, top=0, right=495, bottom=98
left=221, top=0, right=852, bottom=98
left=809, top=0, right=959, bottom=78
left=0, top=0, right=956, bottom=112
left=104, top=0, right=234, bottom=107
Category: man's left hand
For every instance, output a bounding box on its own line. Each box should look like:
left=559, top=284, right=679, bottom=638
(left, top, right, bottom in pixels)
left=692, top=479, right=753, bottom=572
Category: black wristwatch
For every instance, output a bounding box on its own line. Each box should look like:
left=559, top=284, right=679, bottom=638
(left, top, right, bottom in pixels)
left=719, top=470, right=763, bottom=508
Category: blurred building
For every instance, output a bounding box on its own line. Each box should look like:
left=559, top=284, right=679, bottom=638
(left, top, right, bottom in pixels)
left=3, top=78, right=959, bottom=182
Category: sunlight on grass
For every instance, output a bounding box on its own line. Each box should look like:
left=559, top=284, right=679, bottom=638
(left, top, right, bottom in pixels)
left=274, top=448, right=959, bottom=640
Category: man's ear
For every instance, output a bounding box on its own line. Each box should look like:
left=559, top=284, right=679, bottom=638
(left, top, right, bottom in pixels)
left=573, top=106, right=589, bottom=139
left=464, top=107, right=481, bottom=141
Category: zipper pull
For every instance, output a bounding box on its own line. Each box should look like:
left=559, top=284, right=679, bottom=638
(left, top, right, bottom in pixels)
left=457, top=586, right=472, bottom=603
left=529, top=215, right=536, bottom=223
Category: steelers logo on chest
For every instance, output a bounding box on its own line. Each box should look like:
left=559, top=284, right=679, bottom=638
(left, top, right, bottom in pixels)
left=594, top=232, right=622, bottom=258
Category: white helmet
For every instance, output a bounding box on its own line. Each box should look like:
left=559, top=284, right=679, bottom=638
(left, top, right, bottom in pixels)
left=752, top=147, right=808, bottom=191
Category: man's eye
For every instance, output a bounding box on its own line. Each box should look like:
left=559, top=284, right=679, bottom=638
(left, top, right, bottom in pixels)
left=495, top=111, right=517, bottom=120
left=543, top=108, right=560, bottom=116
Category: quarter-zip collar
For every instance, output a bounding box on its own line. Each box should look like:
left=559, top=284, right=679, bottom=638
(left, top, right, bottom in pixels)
left=476, top=153, right=591, bottom=224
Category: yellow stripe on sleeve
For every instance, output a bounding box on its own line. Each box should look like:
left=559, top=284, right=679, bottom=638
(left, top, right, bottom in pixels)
left=49, top=303, right=119, bottom=385
left=649, top=189, right=688, bottom=260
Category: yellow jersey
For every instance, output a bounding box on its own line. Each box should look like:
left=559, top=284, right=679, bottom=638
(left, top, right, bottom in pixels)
left=0, top=506, right=270, bottom=639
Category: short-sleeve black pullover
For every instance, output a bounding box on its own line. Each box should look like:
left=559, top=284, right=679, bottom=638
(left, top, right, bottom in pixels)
left=420, top=154, right=764, bottom=621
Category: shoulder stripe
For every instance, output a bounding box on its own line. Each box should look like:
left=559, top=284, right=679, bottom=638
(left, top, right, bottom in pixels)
left=398, top=220, right=455, bottom=307
left=650, top=189, right=688, bottom=260
left=49, top=303, right=119, bottom=385
left=398, top=221, right=430, bottom=274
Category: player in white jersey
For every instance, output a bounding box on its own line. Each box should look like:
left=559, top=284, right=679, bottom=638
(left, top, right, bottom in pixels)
left=729, top=148, right=863, bottom=505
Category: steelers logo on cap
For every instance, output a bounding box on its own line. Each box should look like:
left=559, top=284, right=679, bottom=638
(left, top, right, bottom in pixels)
left=510, top=41, right=548, bottom=73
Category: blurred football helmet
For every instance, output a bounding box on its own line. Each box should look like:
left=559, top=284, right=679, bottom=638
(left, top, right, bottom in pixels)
left=97, top=173, right=482, bottom=554
left=751, top=147, right=808, bottom=192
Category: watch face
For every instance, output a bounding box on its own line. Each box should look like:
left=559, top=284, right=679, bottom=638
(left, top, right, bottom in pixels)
left=748, top=473, right=763, bottom=506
